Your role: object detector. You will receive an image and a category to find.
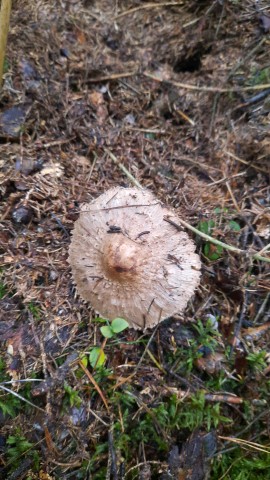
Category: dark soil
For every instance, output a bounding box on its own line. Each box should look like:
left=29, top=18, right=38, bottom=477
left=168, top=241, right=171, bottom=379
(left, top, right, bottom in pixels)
left=0, top=1, right=270, bottom=479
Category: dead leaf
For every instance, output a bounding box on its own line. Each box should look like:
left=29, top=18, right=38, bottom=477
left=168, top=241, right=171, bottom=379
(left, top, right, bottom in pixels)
left=88, top=91, right=104, bottom=108
left=40, top=163, right=64, bottom=177
left=256, top=213, right=270, bottom=239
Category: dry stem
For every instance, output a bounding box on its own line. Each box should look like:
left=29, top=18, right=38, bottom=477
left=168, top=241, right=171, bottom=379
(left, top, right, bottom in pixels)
left=0, top=0, right=12, bottom=88
left=164, top=216, right=270, bottom=264
left=114, top=2, right=184, bottom=20
left=144, top=72, right=270, bottom=93
left=104, top=148, right=143, bottom=189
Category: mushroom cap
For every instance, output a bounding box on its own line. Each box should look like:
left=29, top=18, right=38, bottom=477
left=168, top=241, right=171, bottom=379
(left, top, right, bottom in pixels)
left=69, top=187, right=201, bottom=330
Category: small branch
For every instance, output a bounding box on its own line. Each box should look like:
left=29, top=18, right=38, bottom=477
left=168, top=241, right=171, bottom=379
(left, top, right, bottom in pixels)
left=205, top=394, right=243, bottom=405
left=143, top=71, right=270, bottom=93
left=164, top=216, right=270, bottom=263
left=225, top=150, right=269, bottom=174
left=104, top=148, right=143, bottom=189
left=114, top=2, right=184, bottom=20
left=79, top=359, right=110, bottom=413
left=84, top=71, right=136, bottom=84
left=257, top=242, right=270, bottom=255
left=0, top=0, right=12, bottom=87
left=0, top=384, right=46, bottom=412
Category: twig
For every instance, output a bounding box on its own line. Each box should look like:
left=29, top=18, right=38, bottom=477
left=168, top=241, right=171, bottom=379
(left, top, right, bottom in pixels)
left=124, top=461, right=165, bottom=478
left=205, top=171, right=247, bottom=186
left=79, top=359, right=110, bottom=413
left=205, top=394, right=243, bottom=404
left=257, top=242, right=270, bottom=255
left=163, top=365, right=196, bottom=391
left=230, top=290, right=248, bottom=357
left=164, top=216, right=270, bottom=263
left=104, top=148, right=143, bottom=189
left=0, top=385, right=46, bottom=412
left=253, top=292, right=270, bottom=324
left=51, top=213, right=69, bottom=238
left=114, top=2, right=184, bottom=20
left=225, top=150, right=269, bottom=174
left=225, top=181, right=240, bottom=212
left=146, top=348, right=166, bottom=373
left=143, top=71, right=270, bottom=93
left=175, top=108, right=195, bottom=126
left=108, top=427, right=118, bottom=480
left=0, top=0, right=12, bottom=87
left=227, top=38, right=265, bottom=81
left=215, top=410, right=269, bottom=457
left=218, top=436, right=270, bottom=454
left=84, top=71, right=137, bottom=83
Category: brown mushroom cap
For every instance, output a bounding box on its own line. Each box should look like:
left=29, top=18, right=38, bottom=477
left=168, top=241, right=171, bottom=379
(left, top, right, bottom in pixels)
left=69, top=187, right=201, bottom=330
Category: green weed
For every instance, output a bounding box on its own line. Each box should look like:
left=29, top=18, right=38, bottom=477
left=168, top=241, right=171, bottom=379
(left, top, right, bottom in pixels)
left=0, top=357, right=21, bottom=417
left=63, top=383, right=82, bottom=408
left=212, top=447, right=270, bottom=479
left=197, top=209, right=241, bottom=260
left=0, top=281, right=7, bottom=299
left=248, top=67, right=270, bottom=86
left=5, top=432, right=40, bottom=473
left=27, top=302, right=42, bottom=321
left=88, top=317, right=129, bottom=368
left=247, top=351, right=268, bottom=373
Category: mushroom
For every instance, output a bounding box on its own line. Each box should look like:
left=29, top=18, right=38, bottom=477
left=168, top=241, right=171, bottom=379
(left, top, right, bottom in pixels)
left=69, top=187, right=201, bottom=330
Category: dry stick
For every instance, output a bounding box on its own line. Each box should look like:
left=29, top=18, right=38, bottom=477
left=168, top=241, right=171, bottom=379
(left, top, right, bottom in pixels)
left=164, top=216, right=270, bottom=264
left=257, top=242, right=270, bottom=255
left=206, top=171, right=247, bottom=187
left=225, top=150, right=269, bottom=174
left=114, top=1, right=184, bottom=20
left=218, top=436, right=270, bottom=454
left=85, top=71, right=137, bottom=83
left=227, top=38, right=266, bottom=81
left=143, top=71, right=270, bottom=93
left=0, top=384, right=46, bottom=413
left=230, top=290, right=248, bottom=357
left=253, top=292, right=270, bottom=325
left=0, top=0, right=12, bottom=87
left=108, top=155, right=270, bottom=263
left=79, top=359, right=110, bottom=413
left=205, top=394, right=243, bottom=405
left=104, top=148, right=143, bottom=189
left=225, top=180, right=240, bottom=212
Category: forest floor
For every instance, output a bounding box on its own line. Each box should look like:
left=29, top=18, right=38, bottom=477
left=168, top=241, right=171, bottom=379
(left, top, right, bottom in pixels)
left=0, top=1, right=270, bottom=479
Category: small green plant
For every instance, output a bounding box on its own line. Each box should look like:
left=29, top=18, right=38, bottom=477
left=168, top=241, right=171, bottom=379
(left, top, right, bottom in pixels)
left=229, top=220, right=241, bottom=232
left=89, top=347, right=107, bottom=369
left=212, top=447, right=270, bottom=479
left=168, top=318, right=221, bottom=374
left=247, top=351, right=267, bottom=373
left=248, top=66, right=270, bottom=86
left=6, top=433, right=40, bottom=473
left=100, top=317, right=129, bottom=339
left=0, top=357, right=21, bottom=417
left=198, top=219, right=224, bottom=260
left=89, top=318, right=129, bottom=368
left=198, top=210, right=241, bottom=260
left=0, top=280, right=7, bottom=299
left=27, top=302, right=42, bottom=321
left=63, top=383, right=82, bottom=408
